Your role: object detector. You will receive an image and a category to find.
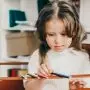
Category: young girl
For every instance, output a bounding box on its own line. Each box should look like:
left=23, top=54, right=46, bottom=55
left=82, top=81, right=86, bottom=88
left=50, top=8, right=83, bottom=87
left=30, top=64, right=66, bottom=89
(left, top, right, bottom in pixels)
left=25, top=0, right=90, bottom=90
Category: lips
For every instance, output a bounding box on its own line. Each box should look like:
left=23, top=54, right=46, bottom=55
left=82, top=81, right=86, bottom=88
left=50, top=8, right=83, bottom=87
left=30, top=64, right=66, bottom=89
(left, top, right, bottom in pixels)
left=54, top=45, right=64, bottom=50
left=54, top=45, right=64, bottom=48
left=54, top=45, right=64, bottom=51
left=55, top=46, right=61, bottom=47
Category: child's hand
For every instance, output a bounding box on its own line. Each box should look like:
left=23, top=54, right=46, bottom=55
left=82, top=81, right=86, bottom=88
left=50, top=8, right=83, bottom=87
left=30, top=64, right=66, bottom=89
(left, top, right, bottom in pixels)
left=37, top=64, right=52, bottom=78
left=69, top=78, right=86, bottom=90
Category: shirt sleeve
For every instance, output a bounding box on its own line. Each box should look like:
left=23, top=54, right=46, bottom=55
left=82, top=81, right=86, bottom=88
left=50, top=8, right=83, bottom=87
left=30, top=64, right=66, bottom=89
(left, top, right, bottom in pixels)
left=23, top=49, right=40, bottom=88
left=28, top=49, right=40, bottom=75
left=83, top=53, right=90, bottom=74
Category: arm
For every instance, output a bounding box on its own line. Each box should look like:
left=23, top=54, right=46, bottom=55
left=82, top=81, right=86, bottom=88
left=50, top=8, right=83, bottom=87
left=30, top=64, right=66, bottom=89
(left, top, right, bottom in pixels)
left=69, top=52, right=90, bottom=90
left=24, top=50, right=40, bottom=88
left=28, top=49, right=40, bottom=75
left=83, top=53, right=90, bottom=74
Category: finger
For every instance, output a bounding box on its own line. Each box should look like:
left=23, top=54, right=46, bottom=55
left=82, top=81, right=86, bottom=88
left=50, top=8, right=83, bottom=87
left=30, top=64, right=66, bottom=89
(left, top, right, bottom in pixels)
left=79, top=84, right=85, bottom=88
left=79, top=80, right=86, bottom=85
left=69, top=79, right=78, bottom=84
left=70, top=85, right=77, bottom=90
left=70, top=79, right=80, bottom=84
left=45, top=64, right=53, bottom=74
left=38, top=73, right=48, bottom=78
left=41, top=64, right=49, bottom=74
left=73, top=79, right=86, bottom=85
left=41, top=64, right=51, bottom=76
left=38, top=66, right=48, bottom=77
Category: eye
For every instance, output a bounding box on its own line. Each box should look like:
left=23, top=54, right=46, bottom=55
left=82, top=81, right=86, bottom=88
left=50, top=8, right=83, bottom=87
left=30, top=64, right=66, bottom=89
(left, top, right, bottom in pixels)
left=47, top=33, right=55, bottom=36
left=61, top=33, right=66, bottom=36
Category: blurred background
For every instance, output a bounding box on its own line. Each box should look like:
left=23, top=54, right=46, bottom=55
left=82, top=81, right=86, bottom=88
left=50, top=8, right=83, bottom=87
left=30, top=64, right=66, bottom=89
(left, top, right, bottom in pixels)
left=0, top=0, right=90, bottom=77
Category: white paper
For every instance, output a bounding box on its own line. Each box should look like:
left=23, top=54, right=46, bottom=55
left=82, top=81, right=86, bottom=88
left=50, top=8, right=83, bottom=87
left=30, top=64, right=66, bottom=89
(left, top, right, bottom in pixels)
left=43, top=78, right=69, bottom=90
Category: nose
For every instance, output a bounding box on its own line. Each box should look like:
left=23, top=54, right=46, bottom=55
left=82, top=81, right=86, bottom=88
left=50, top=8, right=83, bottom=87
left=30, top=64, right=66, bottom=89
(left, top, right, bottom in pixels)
left=54, top=35, right=61, bottom=44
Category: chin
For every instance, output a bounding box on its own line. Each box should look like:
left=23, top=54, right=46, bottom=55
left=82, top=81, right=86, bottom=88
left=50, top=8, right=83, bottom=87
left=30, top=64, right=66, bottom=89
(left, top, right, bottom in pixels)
left=54, top=49, right=64, bottom=52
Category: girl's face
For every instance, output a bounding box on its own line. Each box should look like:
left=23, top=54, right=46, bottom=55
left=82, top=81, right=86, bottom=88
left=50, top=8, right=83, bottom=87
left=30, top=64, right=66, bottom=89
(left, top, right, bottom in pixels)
left=45, top=19, right=72, bottom=52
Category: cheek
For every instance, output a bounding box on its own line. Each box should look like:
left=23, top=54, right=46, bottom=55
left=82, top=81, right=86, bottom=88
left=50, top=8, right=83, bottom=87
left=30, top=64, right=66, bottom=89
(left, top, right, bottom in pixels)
left=46, top=37, right=54, bottom=46
left=46, top=37, right=51, bottom=44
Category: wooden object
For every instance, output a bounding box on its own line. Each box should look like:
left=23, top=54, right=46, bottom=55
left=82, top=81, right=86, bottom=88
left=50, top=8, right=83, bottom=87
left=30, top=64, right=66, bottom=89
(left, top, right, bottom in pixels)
left=0, top=77, right=24, bottom=90
left=0, top=75, right=90, bottom=90
left=0, top=61, right=28, bottom=65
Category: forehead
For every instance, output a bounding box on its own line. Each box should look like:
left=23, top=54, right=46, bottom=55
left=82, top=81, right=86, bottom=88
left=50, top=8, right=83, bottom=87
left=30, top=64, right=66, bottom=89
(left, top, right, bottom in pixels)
left=45, top=19, right=65, bottom=33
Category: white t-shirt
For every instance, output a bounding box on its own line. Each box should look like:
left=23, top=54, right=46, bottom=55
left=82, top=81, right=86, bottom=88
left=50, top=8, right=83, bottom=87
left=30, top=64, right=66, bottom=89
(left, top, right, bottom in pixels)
left=25, top=48, right=90, bottom=90
left=28, top=48, right=90, bottom=76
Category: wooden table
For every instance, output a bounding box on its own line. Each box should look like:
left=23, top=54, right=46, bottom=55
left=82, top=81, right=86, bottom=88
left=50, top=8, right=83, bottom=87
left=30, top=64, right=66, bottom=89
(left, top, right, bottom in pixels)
left=0, top=77, right=24, bottom=90
left=0, top=74, right=90, bottom=90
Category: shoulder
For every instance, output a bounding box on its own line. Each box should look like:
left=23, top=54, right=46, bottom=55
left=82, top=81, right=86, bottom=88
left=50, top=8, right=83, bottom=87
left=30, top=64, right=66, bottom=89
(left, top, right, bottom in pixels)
left=28, top=49, right=40, bottom=74
left=29, top=49, right=40, bottom=62
left=31, top=49, right=39, bottom=57
left=69, top=48, right=89, bottom=60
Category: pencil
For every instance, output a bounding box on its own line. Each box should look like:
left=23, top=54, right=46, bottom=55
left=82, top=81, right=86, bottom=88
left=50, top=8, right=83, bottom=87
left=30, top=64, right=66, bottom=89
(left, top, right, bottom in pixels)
left=51, top=72, right=70, bottom=78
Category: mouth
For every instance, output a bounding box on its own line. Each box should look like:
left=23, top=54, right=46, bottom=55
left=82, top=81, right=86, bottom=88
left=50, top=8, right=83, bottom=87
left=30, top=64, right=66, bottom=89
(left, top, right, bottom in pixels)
left=54, top=45, right=64, bottom=48
left=54, top=45, right=64, bottom=51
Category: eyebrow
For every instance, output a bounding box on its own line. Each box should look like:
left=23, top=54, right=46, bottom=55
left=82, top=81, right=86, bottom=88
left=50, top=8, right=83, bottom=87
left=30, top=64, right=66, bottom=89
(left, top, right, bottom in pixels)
left=46, top=30, right=66, bottom=34
left=46, top=32, right=55, bottom=33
